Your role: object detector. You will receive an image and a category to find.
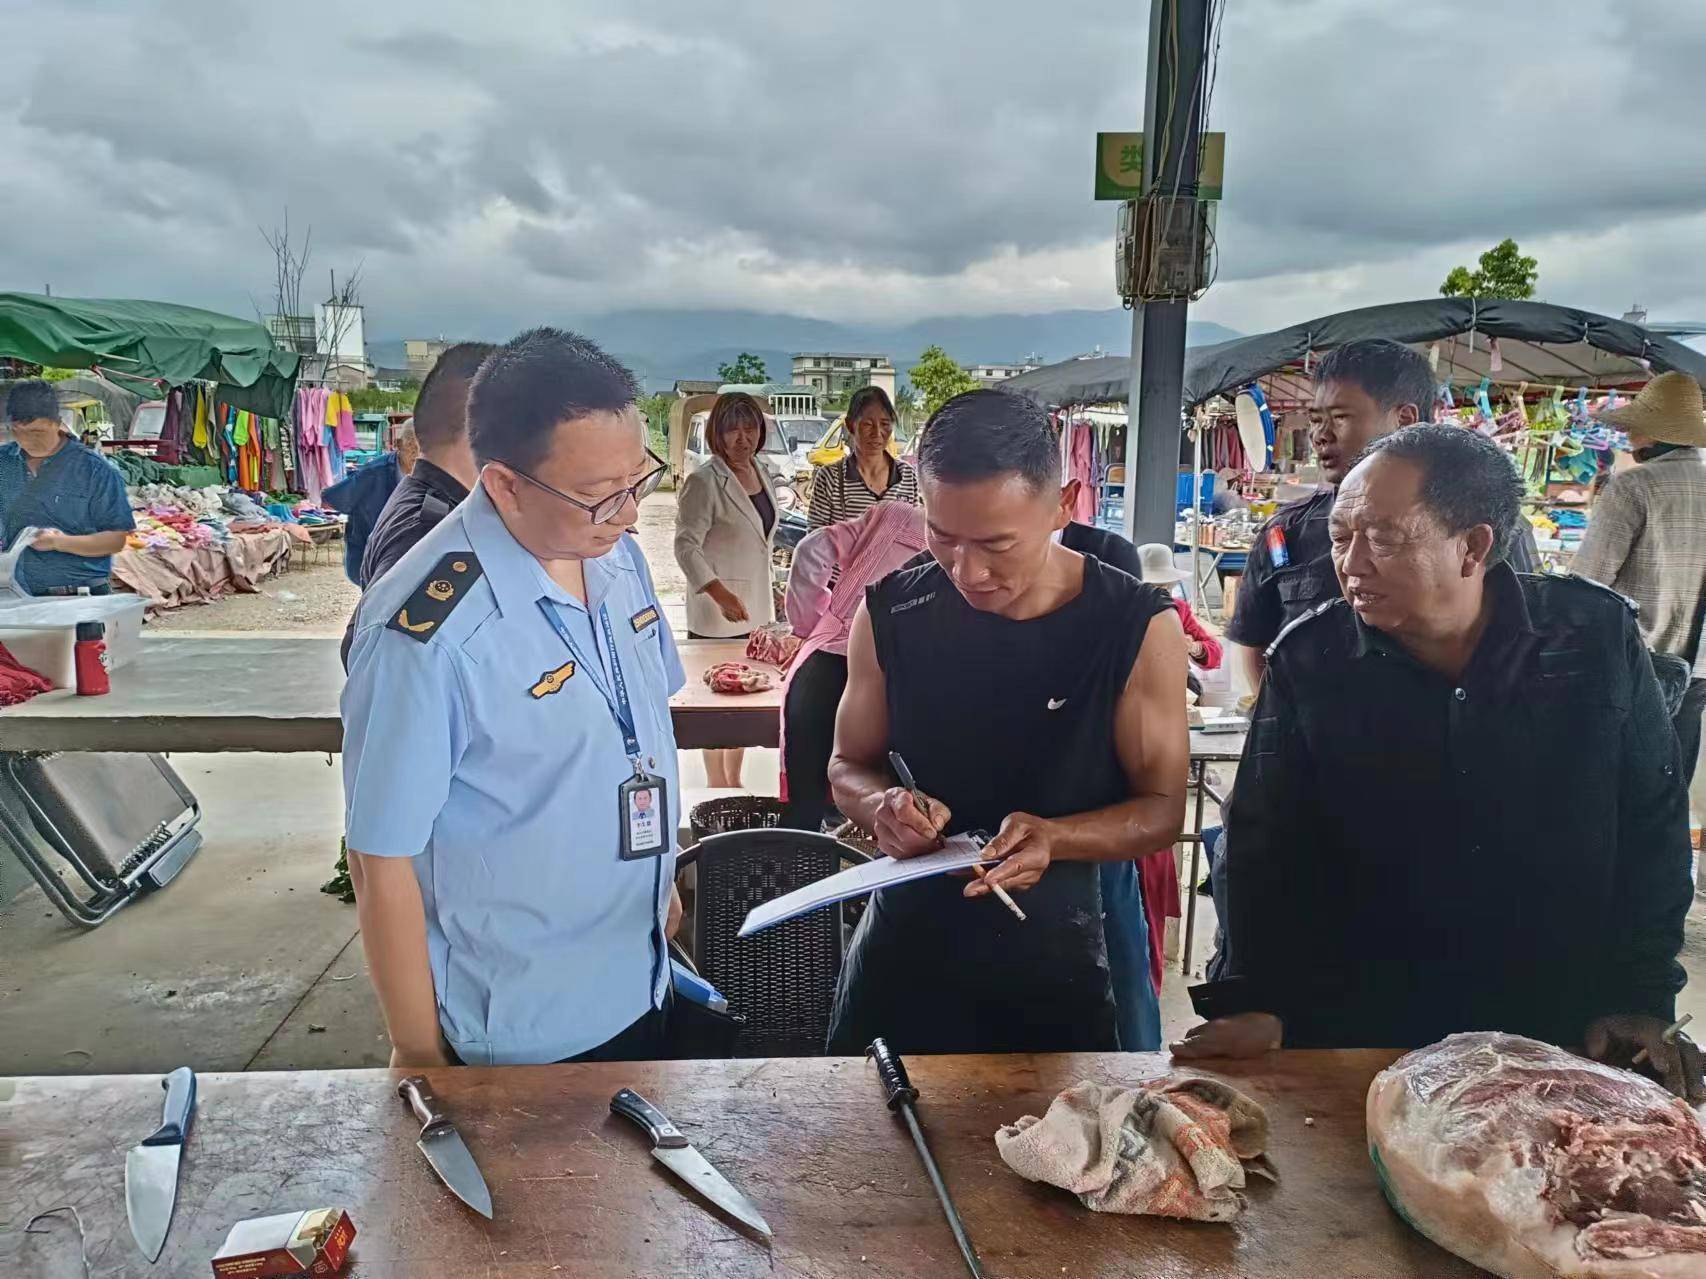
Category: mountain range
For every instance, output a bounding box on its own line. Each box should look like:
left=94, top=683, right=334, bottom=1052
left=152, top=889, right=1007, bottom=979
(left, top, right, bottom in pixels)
left=371, top=309, right=1240, bottom=391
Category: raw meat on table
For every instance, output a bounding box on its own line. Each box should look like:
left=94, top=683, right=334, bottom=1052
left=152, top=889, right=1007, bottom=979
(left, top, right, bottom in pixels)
left=1368, top=1032, right=1706, bottom=1278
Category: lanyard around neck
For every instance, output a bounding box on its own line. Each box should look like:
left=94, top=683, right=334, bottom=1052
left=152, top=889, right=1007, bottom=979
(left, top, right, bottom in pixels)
left=536, top=597, right=643, bottom=765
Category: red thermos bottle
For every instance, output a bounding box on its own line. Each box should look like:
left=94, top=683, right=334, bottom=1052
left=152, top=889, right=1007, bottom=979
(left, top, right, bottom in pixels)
left=74, top=621, right=109, bottom=696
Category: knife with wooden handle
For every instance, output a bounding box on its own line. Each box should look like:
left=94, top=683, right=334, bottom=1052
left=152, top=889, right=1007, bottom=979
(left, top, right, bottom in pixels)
left=398, top=1075, right=494, bottom=1219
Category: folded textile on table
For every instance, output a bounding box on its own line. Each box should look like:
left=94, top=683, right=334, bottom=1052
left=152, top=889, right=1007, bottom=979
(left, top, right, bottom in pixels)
left=0, top=641, right=54, bottom=706
left=995, top=1077, right=1275, bottom=1222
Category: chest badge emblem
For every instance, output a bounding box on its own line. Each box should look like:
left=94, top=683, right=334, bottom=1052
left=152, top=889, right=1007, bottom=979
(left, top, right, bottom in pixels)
left=530, top=660, right=576, bottom=698
left=1047, top=697, right=1068, bottom=711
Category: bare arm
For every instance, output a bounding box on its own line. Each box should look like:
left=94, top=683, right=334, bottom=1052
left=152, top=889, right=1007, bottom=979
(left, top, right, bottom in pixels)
left=350, top=850, right=447, bottom=1067
left=974, top=610, right=1189, bottom=895
left=828, top=603, right=950, bottom=856
left=34, top=528, right=128, bottom=556
left=1237, top=642, right=1267, bottom=692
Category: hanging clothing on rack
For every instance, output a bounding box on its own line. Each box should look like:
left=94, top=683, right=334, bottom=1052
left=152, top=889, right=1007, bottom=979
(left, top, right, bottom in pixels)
left=156, top=388, right=185, bottom=464
left=333, top=391, right=357, bottom=451
left=1067, top=419, right=1098, bottom=523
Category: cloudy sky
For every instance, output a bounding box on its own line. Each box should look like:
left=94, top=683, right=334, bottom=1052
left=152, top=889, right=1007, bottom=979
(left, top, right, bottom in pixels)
left=3, top=0, right=1704, bottom=340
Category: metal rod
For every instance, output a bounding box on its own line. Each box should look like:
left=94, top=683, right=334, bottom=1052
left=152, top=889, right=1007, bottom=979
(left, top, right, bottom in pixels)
left=899, top=1105, right=985, bottom=1279
left=1181, top=757, right=1206, bottom=973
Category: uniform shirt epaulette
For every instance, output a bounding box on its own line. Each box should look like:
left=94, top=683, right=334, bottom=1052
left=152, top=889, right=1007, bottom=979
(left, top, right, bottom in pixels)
left=1263, top=596, right=1346, bottom=660
left=386, top=552, right=484, bottom=643
left=1537, top=570, right=1639, bottom=615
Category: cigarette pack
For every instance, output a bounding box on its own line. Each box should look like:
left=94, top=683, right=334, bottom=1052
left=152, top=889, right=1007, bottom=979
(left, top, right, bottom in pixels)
left=210, top=1207, right=356, bottom=1277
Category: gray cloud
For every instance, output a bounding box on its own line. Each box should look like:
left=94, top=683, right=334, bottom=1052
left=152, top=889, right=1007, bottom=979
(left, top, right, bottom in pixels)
left=1, top=0, right=1703, bottom=337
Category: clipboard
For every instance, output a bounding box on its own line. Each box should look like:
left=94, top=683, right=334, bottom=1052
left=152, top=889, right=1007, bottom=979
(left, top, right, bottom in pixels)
left=737, top=832, right=994, bottom=938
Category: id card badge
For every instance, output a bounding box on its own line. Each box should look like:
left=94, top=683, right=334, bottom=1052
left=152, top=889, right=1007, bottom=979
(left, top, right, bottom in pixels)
left=619, top=772, right=669, bottom=860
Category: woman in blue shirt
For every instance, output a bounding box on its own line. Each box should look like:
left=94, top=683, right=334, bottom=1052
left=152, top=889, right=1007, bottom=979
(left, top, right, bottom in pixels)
left=1, top=381, right=134, bottom=594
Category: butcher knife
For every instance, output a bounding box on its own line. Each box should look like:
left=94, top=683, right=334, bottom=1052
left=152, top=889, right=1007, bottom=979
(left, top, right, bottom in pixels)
left=125, top=1066, right=197, bottom=1263
left=610, top=1087, right=772, bottom=1238
left=398, top=1075, right=494, bottom=1219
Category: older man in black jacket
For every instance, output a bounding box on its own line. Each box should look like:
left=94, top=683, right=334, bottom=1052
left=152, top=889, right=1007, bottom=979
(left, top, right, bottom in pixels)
left=1178, top=424, right=1701, bottom=1100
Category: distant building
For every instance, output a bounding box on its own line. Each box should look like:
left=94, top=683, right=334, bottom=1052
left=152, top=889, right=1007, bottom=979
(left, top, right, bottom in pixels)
left=266, top=314, right=316, bottom=355
left=718, top=383, right=821, bottom=418
left=404, top=339, right=451, bottom=382
left=673, top=378, right=722, bottom=398
left=373, top=367, right=411, bottom=393
left=316, top=302, right=370, bottom=388
left=792, top=352, right=896, bottom=401
left=966, top=360, right=1041, bottom=389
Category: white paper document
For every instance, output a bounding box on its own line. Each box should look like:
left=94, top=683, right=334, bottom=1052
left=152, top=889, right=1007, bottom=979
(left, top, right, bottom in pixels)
left=737, top=833, right=994, bottom=938
left=0, top=526, right=38, bottom=602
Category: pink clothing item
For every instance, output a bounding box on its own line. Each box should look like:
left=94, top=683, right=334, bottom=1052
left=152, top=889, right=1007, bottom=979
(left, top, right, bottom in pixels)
left=1137, top=849, right=1179, bottom=994
left=1172, top=596, right=1222, bottom=670
left=1068, top=422, right=1097, bottom=523
left=784, top=502, right=928, bottom=659
left=334, top=392, right=357, bottom=450
left=779, top=502, right=928, bottom=799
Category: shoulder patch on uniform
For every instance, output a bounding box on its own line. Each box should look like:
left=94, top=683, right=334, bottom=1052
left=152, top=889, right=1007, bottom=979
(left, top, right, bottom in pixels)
left=529, top=660, right=575, bottom=698
left=387, top=552, right=483, bottom=643
left=630, top=604, right=660, bottom=632
left=1263, top=597, right=1346, bottom=660
left=1539, top=570, right=1638, bottom=615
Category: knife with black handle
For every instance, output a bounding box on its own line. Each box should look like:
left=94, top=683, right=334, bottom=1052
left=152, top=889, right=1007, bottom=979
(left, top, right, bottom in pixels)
left=611, top=1087, right=772, bottom=1238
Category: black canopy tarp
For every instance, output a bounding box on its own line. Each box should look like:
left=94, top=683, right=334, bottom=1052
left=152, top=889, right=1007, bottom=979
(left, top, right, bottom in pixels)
left=0, top=292, right=299, bottom=419
left=1005, top=299, right=1706, bottom=411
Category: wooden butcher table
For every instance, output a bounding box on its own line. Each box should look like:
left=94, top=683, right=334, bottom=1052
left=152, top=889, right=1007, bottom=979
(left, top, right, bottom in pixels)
left=0, top=635, right=781, bottom=753
left=0, top=1050, right=1485, bottom=1278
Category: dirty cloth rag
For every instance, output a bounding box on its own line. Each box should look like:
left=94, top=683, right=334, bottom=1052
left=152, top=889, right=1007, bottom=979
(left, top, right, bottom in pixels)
left=995, top=1078, right=1275, bottom=1222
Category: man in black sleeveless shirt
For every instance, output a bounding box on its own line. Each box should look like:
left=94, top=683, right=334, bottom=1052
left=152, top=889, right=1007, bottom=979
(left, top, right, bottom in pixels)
left=826, top=390, right=1189, bottom=1055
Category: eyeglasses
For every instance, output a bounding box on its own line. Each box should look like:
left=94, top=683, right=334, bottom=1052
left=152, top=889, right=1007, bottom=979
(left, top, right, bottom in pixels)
left=504, top=449, right=668, bottom=524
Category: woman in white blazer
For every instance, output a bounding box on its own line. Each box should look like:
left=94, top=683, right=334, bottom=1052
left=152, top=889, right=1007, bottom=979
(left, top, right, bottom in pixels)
left=673, top=392, right=779, bottom=787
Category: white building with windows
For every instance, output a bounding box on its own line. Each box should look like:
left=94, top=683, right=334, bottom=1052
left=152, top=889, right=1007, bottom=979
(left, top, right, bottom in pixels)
left=791, top=352, right=896, bottom=400
left=966, top=359, right=1041, bottom=388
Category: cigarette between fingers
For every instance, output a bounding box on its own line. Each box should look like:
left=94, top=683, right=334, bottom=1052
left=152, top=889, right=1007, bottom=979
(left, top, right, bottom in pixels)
left=973, top=865, right=1027, bottom=922
left=1632, top=1014, right=1693, bottom=1067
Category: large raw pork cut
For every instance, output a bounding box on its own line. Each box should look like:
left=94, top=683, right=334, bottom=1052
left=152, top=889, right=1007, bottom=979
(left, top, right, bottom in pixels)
left=1368, top=1032, right=1706, bottom=1277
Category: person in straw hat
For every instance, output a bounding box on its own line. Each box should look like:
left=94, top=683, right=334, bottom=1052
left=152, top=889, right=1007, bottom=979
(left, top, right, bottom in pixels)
left=1574, top=370, right=1706, bottom=776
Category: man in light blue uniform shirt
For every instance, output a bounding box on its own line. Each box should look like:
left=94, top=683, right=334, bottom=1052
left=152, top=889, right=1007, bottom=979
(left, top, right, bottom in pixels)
left=342, top=328, right=683, bottom=1068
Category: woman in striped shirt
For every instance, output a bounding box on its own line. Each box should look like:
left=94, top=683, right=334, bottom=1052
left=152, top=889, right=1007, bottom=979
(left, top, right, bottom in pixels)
left=806, top=386, right=920, bottom=528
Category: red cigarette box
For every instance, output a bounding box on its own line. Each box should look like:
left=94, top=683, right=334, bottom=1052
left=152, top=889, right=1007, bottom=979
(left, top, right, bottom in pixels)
left=210, top=1207, right=356, bottom=1278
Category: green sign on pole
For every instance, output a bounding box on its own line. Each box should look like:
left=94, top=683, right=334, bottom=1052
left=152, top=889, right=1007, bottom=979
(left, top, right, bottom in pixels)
left=1094, top=131, right=1225, bottom=201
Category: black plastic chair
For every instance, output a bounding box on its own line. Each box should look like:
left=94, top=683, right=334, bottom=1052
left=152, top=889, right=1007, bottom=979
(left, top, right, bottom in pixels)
left=675, top=828, right=870, bottom=1057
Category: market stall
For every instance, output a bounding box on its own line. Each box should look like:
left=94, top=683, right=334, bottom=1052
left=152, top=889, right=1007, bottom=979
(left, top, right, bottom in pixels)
left=1009, top=299, right=1706, bottom=603
left=0, top=294, right=360, bottom=607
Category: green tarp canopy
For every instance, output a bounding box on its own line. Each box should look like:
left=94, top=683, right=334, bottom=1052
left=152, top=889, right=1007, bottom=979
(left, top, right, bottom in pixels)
left=0, top=292, right=299, bottom=420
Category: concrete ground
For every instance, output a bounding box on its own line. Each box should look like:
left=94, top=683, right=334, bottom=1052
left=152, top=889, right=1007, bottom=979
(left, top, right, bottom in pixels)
left=1, top=496, right=1703, bottom=1078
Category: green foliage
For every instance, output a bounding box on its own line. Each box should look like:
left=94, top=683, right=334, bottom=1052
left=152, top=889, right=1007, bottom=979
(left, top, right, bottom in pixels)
left=639, top=392, right=672, bottom=457
left=39, top=367, right=80, bottom=382
left=908, top=345, right=981, bottom=416
left=348, top=382, right=419, bottom=414
left=322, top=837, right=354, bottom=904
left=1439, top=238, right=1539, bottom=300
left=717, top=352, right=768, bottom=384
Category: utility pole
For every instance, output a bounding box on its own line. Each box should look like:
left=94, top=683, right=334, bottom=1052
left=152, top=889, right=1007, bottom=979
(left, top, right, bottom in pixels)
left=1123, top=0, right=1212, bottom=545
